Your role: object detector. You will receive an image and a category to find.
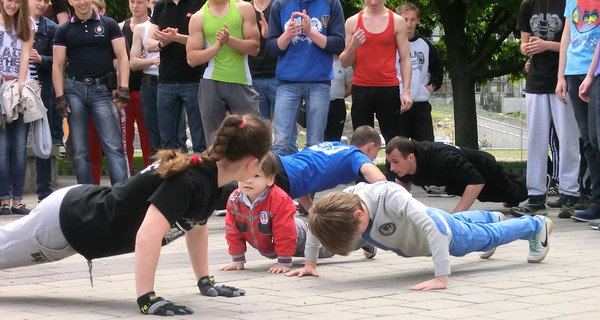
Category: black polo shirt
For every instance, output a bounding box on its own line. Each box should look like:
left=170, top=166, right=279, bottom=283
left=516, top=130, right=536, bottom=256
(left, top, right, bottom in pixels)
left=150, top=0, right=205, bottom=83
left=53, top=11, right=123, bottom=78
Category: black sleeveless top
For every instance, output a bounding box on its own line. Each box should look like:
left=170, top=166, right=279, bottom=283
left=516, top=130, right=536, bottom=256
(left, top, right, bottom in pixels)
left=123, top=19, right=143, bottom=92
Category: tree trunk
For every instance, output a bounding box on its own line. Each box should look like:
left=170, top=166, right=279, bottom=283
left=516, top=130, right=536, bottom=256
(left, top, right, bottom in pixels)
left=435, top=0, right=479, bottom=149
left=450, top=75, right=479, bottom=149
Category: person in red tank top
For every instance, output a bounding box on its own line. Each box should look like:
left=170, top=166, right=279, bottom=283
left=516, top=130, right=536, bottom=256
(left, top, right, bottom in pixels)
left=339, top=0, right=412, bottom=144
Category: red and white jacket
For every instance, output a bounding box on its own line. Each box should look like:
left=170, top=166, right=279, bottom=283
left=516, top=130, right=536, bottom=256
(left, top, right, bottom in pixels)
left=225, top=185, right=297, bottom=266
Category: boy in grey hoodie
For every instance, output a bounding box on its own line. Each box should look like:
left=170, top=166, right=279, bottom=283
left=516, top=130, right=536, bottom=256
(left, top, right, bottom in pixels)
left=306, top=181, right=552, bottom=290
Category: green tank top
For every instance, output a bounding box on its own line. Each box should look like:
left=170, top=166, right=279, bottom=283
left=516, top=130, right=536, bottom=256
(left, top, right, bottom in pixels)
left=202, top=0, right=251, bottom=85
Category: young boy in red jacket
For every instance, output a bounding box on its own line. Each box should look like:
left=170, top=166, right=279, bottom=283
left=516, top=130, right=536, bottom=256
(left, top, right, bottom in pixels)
left=220, top=153, right=375, bottom=273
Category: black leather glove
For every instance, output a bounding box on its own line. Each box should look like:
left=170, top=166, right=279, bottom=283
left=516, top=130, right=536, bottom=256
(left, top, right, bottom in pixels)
left=55, top=95, right=70, bottom=118
left=197, top=275, right=246, bottom=297
left=115, top=86, right=130, bottom=105
left=137, top=291, right=194, bottom=316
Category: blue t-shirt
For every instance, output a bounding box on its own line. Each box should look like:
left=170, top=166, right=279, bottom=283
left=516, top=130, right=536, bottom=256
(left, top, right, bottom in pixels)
left=564, top=0, right=600, bottom=75
left=279, top=142, right=373, bottom=198
left=266, top=0, right=345, bottom=83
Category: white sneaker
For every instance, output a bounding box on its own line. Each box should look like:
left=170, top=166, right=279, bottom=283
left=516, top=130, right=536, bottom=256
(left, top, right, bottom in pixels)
left=527, top=215, right=553, bottom=263
left=479, top=211, right=505, bottom=259
left=214, top=209, right=227, bottom=217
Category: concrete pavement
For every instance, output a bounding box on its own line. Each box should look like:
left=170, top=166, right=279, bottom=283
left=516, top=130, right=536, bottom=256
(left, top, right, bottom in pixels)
left=1, top=176, right=599, bottom=319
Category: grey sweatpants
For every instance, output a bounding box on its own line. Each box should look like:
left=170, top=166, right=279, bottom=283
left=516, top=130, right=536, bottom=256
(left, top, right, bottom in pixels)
left=198, top=78, right=259, bottom=146
left=525, top=93, right=580, bottom=196
left=0, top=185, right=78, bottom=270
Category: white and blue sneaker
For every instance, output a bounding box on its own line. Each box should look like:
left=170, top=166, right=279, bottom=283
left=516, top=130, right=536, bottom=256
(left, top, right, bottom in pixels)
left=480, top=211, right=505, bottom=259
left=527, top=215, right=553, bottom=263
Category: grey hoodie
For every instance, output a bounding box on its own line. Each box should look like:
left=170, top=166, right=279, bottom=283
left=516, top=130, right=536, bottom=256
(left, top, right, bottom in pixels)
left=305, top=181, right=452, bottom=277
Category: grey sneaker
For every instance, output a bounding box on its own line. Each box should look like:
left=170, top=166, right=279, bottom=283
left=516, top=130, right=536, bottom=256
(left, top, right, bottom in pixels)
left=362, top=244, right=377, bottom=259
left=0, top=204, right=10, bottom=215
left=10, top=204, right=30, bottom=215
left=480, top=211, right=505, bottom=259
left=511, top=196, right=546, bottom=217
left=546, top=195, right=564, bottom=208
left=588, top=219, right=600, bottom=230
left=527, top=216, right=553, bottom=263
left=547, top=182, right=559, bottom=197
left=558, top=195, right=578, bottom=219
left=575, top=193, right=591, bottom=210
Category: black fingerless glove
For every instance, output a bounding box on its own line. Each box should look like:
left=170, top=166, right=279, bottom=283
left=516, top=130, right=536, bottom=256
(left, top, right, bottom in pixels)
left=115, top=86, right=130, bottom=105
left=55, top=95, right=70, bottom=117
left=197, top=275, right=246, bottom=297
left=137, top=291, right=194, bottom=316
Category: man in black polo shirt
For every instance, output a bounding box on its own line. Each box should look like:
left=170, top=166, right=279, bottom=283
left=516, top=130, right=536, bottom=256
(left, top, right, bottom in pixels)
left=52, top=0, right=130, bottom=185
left=386, top=136, right=528, bottom=213
left=146, top=0, right=206, bottom=153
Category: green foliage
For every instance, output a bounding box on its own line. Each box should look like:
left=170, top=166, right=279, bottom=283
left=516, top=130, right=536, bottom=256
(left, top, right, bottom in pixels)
left=341, top=0, right=364, bottom=17
left=106, top=0, right=131, bottom=22
left=442, top=0, right=523, bottom=78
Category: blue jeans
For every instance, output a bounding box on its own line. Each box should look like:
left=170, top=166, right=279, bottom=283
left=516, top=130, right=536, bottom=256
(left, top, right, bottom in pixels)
left=427, top=208, right=541, bottom=257
left=0, top=118, right=30, bottom=200
left=35, top=156, right=52, bottom=201
left=140, top=77, right=161, bottom=152
left=64, top=78, right=129, bottom=184
left=157, top=82, right=206, bottom=153
left=253, top=77, right=278, bottom=120
left=568, top=76, right=600, bottom=210
left=37, top=82, right=58, bottom=200
left=39, top=84, right=63, bottom=145
left=273, top=82, right=330, bottom=155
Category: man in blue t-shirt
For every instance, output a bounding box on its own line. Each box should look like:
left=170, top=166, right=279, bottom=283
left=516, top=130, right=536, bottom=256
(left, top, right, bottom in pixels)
left=216, top=125, right=386, bottom=214
left=274, top=125, right=387, bottom=211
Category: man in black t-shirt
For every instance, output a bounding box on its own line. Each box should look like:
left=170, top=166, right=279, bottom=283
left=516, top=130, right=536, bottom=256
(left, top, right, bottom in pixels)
left=249, top=0, right=278, bottom=120
left=513, top=0, right=581, bottom=218
left=386, top=137, right=528, bottom=213
left=146, top=0, right=207, bottom=153
left=44, top=0, right=70, bottom=25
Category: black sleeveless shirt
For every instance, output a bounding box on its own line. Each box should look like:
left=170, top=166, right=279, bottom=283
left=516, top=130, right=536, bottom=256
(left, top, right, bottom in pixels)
left=123, top=19, right=143, bottom=92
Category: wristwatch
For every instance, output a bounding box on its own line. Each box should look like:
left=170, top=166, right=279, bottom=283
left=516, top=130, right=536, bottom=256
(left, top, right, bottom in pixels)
left=157, top=41, right=164, bottom=50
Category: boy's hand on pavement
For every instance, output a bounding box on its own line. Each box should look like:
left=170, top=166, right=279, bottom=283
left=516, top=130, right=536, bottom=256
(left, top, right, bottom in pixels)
left=284, top=261, right=319, bottom=277
left=218, top=263, right=244, bottom=271
left=268, top=264, right=290, bottom=274
left=410, top=276, right=448, bottom=291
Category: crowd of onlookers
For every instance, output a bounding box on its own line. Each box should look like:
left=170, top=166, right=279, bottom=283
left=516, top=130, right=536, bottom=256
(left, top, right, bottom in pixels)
left=4, top=0, right=600, bottom=231
left=2, top=0, right=600, bottom=313
left=0, top=0, right=442, bottom=216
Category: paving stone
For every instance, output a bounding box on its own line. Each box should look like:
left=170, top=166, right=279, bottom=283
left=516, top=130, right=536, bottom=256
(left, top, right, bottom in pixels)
left=1, top=177, right=599, bottom=318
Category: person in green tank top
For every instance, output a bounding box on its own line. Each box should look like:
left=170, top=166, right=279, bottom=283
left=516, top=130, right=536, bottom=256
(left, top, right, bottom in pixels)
left=187, top=0, right=261, bottom=146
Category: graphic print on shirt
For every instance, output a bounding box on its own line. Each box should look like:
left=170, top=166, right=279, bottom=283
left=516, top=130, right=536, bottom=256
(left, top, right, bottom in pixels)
left=530, top=13, right=563, bottom=39
left=0, top=30, right=20, bottom=75
left=573, top=0, right=600, bottom=33
left=571, top=0, right=600, bottom=53
left=307, top=141, right=350, bottom=155
left=287, top=16, right=322, bottom=45
left=410, top=50, right=425, bottom=72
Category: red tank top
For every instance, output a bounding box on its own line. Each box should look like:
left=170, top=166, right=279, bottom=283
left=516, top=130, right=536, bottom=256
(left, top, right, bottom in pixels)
left=352, top=9, right=399, bottom=87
